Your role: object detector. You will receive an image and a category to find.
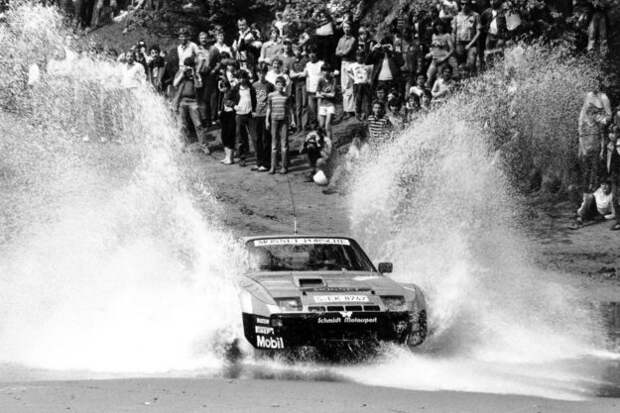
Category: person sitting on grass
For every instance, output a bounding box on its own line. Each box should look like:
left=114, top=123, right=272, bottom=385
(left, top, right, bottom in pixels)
left=575, top=181, right=615, bottom=227
left=266, top=76, right=296, bottom=174
left=431, top=65, right=455, bottom=106
left=301, top=121, right=332, bottom=182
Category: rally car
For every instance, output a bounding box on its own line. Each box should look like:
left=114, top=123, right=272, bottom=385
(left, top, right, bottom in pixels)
left=238, top=235, right=427, bottom=355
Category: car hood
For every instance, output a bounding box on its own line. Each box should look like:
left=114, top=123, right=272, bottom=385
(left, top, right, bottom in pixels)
left=247, top=271, right=404, bottom=298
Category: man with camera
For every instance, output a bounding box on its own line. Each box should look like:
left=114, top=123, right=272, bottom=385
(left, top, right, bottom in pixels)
left=173, top=57, right=209, bottom=154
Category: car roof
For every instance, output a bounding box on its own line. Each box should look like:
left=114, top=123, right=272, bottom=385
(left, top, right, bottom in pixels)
left=243, top=234, right=356, bottom=244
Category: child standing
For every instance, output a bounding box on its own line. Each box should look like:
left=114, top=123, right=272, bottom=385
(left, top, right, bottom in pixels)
left=251, top=65, right=274, bottom=172
left=303, top=46, right=325, bottom=128
left=289, top=47, right=308, bottom=132
left=316, top=63, right=337, bottom=140
left=266, top=76, right=296, bottom=174
left=367, top=101, right=392, bottom=142
left=348, top=50, right=373, bottom=120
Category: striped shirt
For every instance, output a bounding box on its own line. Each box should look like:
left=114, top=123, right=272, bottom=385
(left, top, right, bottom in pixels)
left=268, top=91, right=289, bottom=121
left=367, top=115, right=392, bottom=141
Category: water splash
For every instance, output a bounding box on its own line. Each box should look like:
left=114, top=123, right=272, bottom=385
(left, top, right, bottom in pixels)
left=343, top=46, right=617, bottom=399
left=0, top=3, right=243, bottom=375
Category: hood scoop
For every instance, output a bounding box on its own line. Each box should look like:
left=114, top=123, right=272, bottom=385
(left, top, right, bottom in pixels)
left=297, top=278, right=325, bottom=288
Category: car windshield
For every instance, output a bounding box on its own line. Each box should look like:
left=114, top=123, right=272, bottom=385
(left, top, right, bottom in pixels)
left=246, top=238, right=375, bottom=272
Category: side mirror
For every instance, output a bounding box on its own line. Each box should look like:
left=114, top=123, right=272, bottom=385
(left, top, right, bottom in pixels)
left=378, top=262, right=393, bottom=274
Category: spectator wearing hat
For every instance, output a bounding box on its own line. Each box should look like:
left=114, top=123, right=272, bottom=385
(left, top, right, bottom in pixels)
left=259, top=26, right=283, bottom=65
left=335, top=21, right=357, bottom=119
left=453, top=0, right=482, bottom=75
left=266, top=76, right=296, bottom=174
left=369, top=36, right=404, bottom=95
left=177, top=27, right=199, bottom=69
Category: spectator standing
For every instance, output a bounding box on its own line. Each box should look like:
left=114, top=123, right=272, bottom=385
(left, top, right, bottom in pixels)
left=313, top=8, right=336, bottom=65
left=386, top=98, right=404, bottom=130
left=303, top=46, right=325, bottom=129
left=480, top=0, right=507, bottom=65
left=453, top=0, right=482, bottom=75
left=367, top=101, right=392, bottom=142
left=289, top=46, right=309, bottom=132
left=266, top=58, right=290, bottom=92
left=426, top=20, right=457, bottom=88
left=316, top=63, right=337, bottom=141
left=578, top=81, right=611, bottom=194
left=335, top=21, right=357, bottom=119
left=218, top=79, right=236, bottom=164
left=273, top=11, right=288, bottom=37
left=259, top=27, right=282, bottom=65
left=370, top=37, right=404, bottom=95
left=278, top=38, right=296, bottom=73
left=177, top=27, right=199, bottom=69
left=197, top=31, right=220, bottom=126
left=232, top=71, right=256, bottom=167
left=251, top=65, right=274, bottom=172
left=173, top=57, right=208, bottom=153
left=438, top=0, right=459, bottom=22
left=266, top=76, right=296, bottom=174
left=213, top=28, right=232, bottom=55
left=348, top=49, right=373, bottom=120
left=587, top=0, right=610, bottom=54
left=356, top=26, right=374, bottom=60
left=233, top=18, right=260, bottom=71
left=146, top=45, right=165, bottom=92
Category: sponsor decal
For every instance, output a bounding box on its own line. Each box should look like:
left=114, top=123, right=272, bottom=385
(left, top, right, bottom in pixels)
left=256, top=317, right=270, bottom=325
left=318, top=317, right=341, bottom=324
left=314, top=295, right=369, bottom=303
left=256, top=335, right=284, bottom=349
left=344, top=317, right=377, bottom=324
left=254, top=238, right=350, bottom=246
left=255, top=325, right=274, bottom=334
left=317, top=315, right=378, bottom=324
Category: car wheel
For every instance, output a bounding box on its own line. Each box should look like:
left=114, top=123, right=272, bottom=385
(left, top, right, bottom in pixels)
left=406, top=310, right=427, bottom=348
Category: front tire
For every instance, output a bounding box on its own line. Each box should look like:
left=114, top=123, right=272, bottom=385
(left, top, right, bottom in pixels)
left=406, top=310, right=427, bottom=348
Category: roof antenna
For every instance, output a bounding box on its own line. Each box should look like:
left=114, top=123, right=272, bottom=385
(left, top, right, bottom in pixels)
left=286, top=174, right=298, bottom=234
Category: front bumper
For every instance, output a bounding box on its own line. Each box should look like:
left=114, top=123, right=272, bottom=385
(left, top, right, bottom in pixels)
left=242, top=311, right=412, bottom=350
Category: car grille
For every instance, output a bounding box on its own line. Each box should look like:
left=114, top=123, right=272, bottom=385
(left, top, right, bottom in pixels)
left=308, top=305, right=381, bottom=312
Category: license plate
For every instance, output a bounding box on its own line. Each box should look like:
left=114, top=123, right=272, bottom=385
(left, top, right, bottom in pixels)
left=313, top=295, right=369, bottom=303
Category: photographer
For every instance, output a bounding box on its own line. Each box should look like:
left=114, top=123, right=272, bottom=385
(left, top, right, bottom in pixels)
left=173, top=57, right=209, bottom=153
left=369, top=36, right=403, bottom=95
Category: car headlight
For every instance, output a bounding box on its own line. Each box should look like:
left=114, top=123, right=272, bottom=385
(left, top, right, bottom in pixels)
left=381, top=295, right=407, bottom=311
left=275, top=297, right=302, bottom=312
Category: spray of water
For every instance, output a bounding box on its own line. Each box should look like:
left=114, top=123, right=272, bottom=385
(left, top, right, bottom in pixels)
left=0, top=3, right=243, bottom=376
left=339, top=46, right=618, bottom=399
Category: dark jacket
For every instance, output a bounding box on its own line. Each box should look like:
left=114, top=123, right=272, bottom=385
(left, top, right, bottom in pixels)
left=369, top=48, right=404, bottom=86
left=231, top=83, right=257, bottom=113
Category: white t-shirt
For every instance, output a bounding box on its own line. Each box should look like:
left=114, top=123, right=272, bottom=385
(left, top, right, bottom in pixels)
left=27, top=64, right=41, bottom=86
left=235, top=86, right=253, bottom=115
left=305, top=60, right=324, bottom=93
left=121, top=63, right=146, bottom=89
left=593, top=187, right=613, bottom=214
left=266, top=71, right=290, bottom=87
left=177, top=42, right=199, bottom=66
left=378, top=56, right=392, bottom=81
